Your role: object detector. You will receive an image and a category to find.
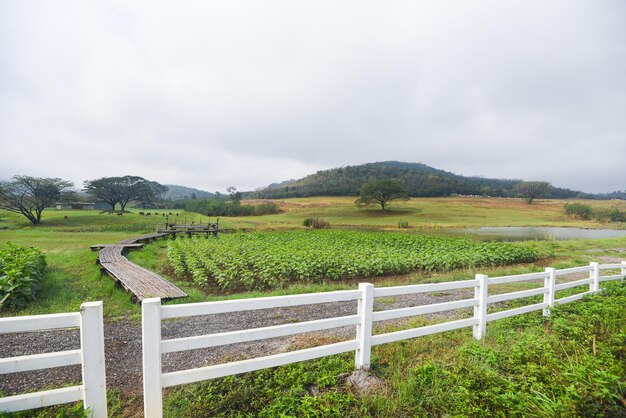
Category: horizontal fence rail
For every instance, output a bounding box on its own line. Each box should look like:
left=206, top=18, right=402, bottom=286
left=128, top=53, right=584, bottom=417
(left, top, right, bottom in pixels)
left=142, top=260, right=626, bottom=417
left=0, top=302, right=107, bottom=417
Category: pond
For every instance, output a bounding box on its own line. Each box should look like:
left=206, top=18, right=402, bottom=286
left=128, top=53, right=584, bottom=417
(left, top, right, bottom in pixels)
left=426, top=226, right=626, bottom=242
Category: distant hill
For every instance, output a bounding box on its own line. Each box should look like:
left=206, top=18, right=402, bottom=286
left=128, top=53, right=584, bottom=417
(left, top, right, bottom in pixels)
left=162, top=185, right=214, bottom=201
left=251, top=161, right=584, bottom=199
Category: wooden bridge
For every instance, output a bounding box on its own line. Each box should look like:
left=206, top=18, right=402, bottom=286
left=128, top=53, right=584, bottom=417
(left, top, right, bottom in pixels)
left=157, top=222, right=219, bottom=237
left=92, top=232, right=187, bottom=302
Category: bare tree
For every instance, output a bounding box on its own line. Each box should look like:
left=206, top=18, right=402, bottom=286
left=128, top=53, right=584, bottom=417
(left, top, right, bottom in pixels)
left=515, top=181, right=551, bottom=204
left=0, top=176, right=74, bottom=224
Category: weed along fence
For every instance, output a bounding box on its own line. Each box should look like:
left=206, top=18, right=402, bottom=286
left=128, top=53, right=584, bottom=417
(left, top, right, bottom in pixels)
left=141, top=261, right=626, bottom=417
left=0, top=302, right=107, bottom=417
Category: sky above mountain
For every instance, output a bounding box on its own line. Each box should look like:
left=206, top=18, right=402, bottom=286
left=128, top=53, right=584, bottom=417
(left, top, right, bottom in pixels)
left=1, top=1, right=625, bottom=193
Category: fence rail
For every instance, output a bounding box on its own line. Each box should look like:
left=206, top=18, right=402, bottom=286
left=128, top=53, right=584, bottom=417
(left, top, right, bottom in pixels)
left=142, top=260, right=626, bottom=417
left=0, top=302, right=107, bottom=417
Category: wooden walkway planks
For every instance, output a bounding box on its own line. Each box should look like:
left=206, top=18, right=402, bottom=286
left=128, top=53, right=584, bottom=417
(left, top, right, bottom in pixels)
left=118, top=232, right=173, bottom=245
left=95, top=234, right=187, bottom=302
left=100, top=259, right=187, bottom=302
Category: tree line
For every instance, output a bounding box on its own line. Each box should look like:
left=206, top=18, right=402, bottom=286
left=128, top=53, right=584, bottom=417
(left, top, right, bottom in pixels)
left=170, top=187, right=279, bottom=217
left=0, top=175, right=167, bottom=224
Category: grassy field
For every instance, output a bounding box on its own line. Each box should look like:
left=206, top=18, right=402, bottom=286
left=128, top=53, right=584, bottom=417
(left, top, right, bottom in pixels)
left=0, top=209, right=214, bottom=318
left=1, top=197, right=625, bottom=318
left=240, top=196, right=626, bottom=230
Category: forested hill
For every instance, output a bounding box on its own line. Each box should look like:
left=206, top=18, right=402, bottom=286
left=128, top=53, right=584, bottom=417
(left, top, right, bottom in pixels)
left=251, top=161, right=583, bottom=199
left=162, top=185, right=214, bottom=200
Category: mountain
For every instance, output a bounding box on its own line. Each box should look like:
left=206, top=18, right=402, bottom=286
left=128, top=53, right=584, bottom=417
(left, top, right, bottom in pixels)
left=251, top=161, right=583, bottom=199
left=162, top=185, right=214, bottom=201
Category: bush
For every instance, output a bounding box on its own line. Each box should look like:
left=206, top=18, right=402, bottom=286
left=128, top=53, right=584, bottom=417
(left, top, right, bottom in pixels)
left=593, top=206, right=626, bottom=223
left=311, top=218, right=331, bottom=229
left=304, top=218, right=330, bottom=229
left=398, top=219, right=410, bottom=228
left=182, top=198, right=279, bottom=217
left=0, top=243, right=47, bottom=309
left=563, top=203, right=593, bottom=220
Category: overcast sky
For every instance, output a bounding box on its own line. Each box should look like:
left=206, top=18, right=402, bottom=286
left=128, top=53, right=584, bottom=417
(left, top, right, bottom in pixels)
left=1, top=1, right=625, bottom=193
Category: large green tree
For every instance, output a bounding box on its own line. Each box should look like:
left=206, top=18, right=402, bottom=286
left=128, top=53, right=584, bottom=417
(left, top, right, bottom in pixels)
left=0, top=176, right=74, bottom=224
left=355, top=179, right=409, bottom=211
left=84, top=176, right=167, bottom=211
left=515, top=181, right=551, bottom=204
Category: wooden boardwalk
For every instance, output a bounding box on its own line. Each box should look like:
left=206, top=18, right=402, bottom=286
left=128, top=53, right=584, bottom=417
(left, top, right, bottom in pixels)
left=94, top=232, right=187, bottom=302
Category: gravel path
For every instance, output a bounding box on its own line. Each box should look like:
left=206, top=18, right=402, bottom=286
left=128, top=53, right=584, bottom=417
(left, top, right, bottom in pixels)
left=0, top=289, right=473, bottom=397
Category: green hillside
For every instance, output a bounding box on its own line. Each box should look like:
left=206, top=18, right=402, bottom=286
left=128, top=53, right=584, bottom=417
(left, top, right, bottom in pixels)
left=162, top=184, right=214, bottom=200
left=252, top=161, right=582, bottom=199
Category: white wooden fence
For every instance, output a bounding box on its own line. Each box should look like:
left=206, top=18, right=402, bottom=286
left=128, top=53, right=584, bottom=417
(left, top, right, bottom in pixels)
left=142, top=261, right=626, bottom=417
left=0, top=301, right=107, bottom=417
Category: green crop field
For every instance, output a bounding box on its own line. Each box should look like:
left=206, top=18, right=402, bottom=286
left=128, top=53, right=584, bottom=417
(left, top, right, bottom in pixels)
left=168, top=230, right=538, bottom=289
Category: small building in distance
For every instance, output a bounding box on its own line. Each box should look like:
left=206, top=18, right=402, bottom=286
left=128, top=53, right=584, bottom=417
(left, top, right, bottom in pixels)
left=93, top=201, right=113, bottom=211
left=55, top=201, right=113, bottom=211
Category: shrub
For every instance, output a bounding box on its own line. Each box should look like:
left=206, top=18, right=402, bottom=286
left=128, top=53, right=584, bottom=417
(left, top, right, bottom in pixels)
left=304, top=217, right=330, bottom=229
left=0, top=243, right=47, bottom=309
left=563, top=203, right=593, bottom=220
left=311, top=218, right=331, bottom=229
left=398, top=219, right=410, bottom=228
left=183, top=198, right=279, bottom=217
left=593, top=206, right=626, bottom=223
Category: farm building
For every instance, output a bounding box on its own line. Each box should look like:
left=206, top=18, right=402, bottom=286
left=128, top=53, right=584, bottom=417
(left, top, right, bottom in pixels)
left=55, top=201, right=113, bottom=211
left=56, top=202, right=94, bottom=210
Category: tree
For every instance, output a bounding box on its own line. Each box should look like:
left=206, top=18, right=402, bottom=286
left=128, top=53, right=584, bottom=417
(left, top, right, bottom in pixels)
left=227, top=186, right=241, bottom=205
left=0, top=176, right=74, bottom=224
left=515, top=181, right=551, bottom=204
left=84, top=176, right=168, bottom=211
left=355, top=179, right=409, bottom=211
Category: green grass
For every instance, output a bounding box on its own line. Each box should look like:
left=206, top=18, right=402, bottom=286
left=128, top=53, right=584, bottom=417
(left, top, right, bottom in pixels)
left=242, top=196, right=626, bottom=230
left=161, top=281, right=626, bottom=417
left=0, top=208, right=218, bottom=318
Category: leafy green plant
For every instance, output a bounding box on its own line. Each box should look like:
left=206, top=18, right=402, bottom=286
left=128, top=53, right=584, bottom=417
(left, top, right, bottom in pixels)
left=167, top=230, right=537, bottom=289
left=0, top=242, right=47, bottom=309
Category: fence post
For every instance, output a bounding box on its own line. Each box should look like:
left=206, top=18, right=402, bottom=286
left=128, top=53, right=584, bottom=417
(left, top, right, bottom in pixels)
left=621, top=261, right=626, bottom=282
left=473, top=274, right=488, bottom=340
left=355, top=283, right=374, bottom=369
left=543, top=268, right=556, bottom=317
left=142, top=298, right=163, bottom=418
left=79, top=301, right=107, bottom=418
left=589, top=262, right=600, bottom=292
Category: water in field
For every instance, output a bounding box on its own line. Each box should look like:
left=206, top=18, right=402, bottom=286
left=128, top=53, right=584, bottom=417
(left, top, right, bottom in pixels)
left=429, top=226, right=626, bottom=242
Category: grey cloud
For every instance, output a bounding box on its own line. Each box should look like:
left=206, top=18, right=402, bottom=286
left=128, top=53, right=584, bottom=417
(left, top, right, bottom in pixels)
left=1, top=0, right=625, bottom=193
